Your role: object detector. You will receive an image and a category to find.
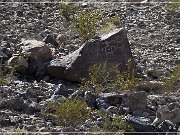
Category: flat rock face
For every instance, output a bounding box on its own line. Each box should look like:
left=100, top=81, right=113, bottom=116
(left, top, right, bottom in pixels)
left=47, top=28, right=136, bottom=82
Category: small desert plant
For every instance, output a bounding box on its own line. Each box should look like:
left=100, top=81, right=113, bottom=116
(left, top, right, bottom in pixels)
left=98, top=15, right=120, bottom=35
left=0, top=62, right=17, bottom=85
left=162, top=64, right=180, bottom=92
left=47, top=98, right=90, bottom=127
left=98, top=22, right=116, bottom=35
left=80, top=63, right=139, bottom=93
left=59, top=0, right=80, bottom=22
left=73, top=10, right=102, bottom=41
left=13, top=127, right=26, bottom=135
left=59, top=2, right=121, bottom=42
left=110, top=116, right=134, bottom=132
left=165, top=0, right=180, bottom=11
left=0, top=68, right=8, bottom=85
left=90, top=111, right=134, bottom=133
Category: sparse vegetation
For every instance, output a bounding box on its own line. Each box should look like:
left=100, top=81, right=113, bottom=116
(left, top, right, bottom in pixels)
left=59, top=1, right=121, bottom=41
left=165, top=0, right=180, bottom=11
left=13, top=127, right=26, bottom=135
left=80, top=63, right=140, bottom=93
left=0, top=68, right=8, bottom=85
left=162, top=64, right=180, bottom=92
left=0, top=63, right=16, bottom=85
left=90, top=111, right=134, bottom=133
left=73, top=10, right=102, bottom=41
left=59, top=0, right=80, bottom=22
left=46, top=98, right=90, bottom=127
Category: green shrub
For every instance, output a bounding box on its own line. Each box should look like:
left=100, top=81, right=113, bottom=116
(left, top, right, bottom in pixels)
left=73, top=10, right=102, bottom=41
left=80, top=63, right=139, bottom=93
left=165, top=0, right=180, bottom=11
left=162, top=64, right=180, bottom=92
left=47, top=98, right=90, bottom=127
left=59, top=2, right=121, bottom=42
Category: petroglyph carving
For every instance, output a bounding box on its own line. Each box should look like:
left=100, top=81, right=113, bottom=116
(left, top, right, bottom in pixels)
left=101, top=41, right=116, bottom=59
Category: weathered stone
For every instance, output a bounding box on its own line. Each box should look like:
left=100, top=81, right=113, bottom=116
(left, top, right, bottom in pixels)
left=125, top=115, right=155, bottom=132
left=0, top=51, right=8, bottom=62
left=121, top=91, right=147, bottom=111
left=137, top=81, right=164, bottom=94
left=47, top=29, right=136, bottom=82
left=157, top=105, right=174, bottom=121
left=20, top=40, right=52, bottom=63
left=22, top=100, right=41, bottom=114
left=153, top=105, right=174, bottom=126
left=99, top=92, right=122, bottom=106
left=1, top=97, right=24, bottom=110
left=7, top=56, right=28, bottom=74
left=52, top=84, right=75, bottom=97
left=158, top=120, right=175, bottom=132
left=106, top=106, right=119, bottom=115
left=84, top=91, right=97, bottom=109
left=56, top=34, right=70, bottom=45
left=43, top=34, right=59, bottom=46
left=172, top=108, right=180, bottom=124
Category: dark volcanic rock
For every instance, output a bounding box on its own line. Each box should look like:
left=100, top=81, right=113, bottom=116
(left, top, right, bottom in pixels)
left=47, top=28, right=136, bottom=82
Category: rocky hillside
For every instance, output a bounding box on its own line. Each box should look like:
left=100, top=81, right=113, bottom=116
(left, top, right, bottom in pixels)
left=0, top=0, right=180, bottom=134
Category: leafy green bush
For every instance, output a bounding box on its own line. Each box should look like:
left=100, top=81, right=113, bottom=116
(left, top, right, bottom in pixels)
left=80, top=63, right=139, bottom=93
left=47, top=98, right=90, bottom=127
left=162, top=64, right=180, bottom=92
left=165, top=0, right=180, bottom=11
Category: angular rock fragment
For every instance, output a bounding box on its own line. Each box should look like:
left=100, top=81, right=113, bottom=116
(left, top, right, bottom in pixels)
left=47, top=28, right=136, bottom=82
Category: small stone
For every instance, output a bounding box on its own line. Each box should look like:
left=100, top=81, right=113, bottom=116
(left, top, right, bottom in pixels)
left=158, top=120, right=174, bottom=132
left=121, top=91, right=147, bottom=111
left=56, top=34, right=70, bottom=45
left=84, top=91, right=97, bottom=109
left=22, top=100, right=41, bottom=114
left=106, top=106, right=119, bottom=115
left=147, top=69, right=159, bottom=79
left=125, top=115, right=155, bottom=132
left=2, top=97, right=24, bottom=110
left=99, top=92, right=122, bottom=106
left=43, top=34, right=59, bottom=46
left=53, top=84, right=75, bottom=97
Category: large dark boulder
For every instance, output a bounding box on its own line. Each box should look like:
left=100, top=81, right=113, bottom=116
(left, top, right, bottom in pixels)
left=47, top=28, right=136, bottom=82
